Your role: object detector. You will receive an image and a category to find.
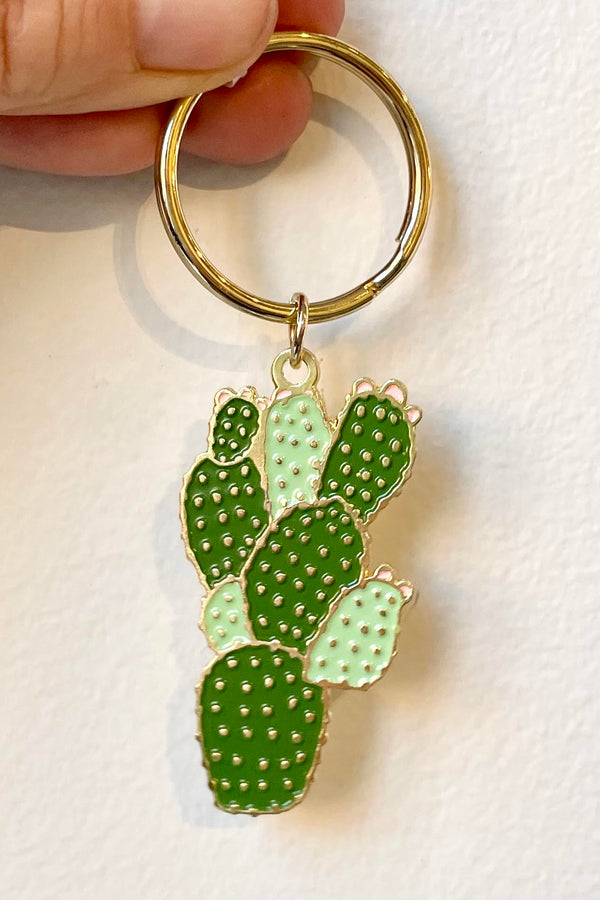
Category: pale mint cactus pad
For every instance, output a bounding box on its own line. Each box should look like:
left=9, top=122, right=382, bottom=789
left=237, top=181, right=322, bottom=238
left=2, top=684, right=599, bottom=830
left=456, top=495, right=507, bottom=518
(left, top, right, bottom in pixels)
left=304, top=568, right=413, bottom=688
left=183, top=365, right=421, bottom=815
left=201, top=579, right=250, bottom=653
left=265, top=392, right=331, bottom=514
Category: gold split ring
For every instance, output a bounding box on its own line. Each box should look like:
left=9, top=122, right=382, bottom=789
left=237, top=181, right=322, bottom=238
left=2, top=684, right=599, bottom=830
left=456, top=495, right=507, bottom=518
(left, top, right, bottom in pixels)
left=155, top=31, right=432, bottom=324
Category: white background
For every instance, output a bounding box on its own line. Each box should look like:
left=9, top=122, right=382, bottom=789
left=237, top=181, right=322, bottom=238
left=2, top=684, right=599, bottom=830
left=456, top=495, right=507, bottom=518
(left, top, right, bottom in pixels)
left=1, top=1, right=599, bottom=898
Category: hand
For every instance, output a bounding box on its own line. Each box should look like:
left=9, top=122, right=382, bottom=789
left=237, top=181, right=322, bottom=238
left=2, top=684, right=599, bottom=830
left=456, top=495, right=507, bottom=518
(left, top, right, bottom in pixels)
left=0, top=0, right=344, bottom=175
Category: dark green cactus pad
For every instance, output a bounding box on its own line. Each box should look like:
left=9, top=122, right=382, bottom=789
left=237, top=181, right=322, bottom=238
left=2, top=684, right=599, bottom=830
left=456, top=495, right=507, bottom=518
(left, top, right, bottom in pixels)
left=199, top=644, right=326, bottom=814
left=210, top=397, right=260, bottom=463
left=319, top=394, right=413, bottom=522
left=245, top=497, right=366, bottom=653
left=183, top=457, right=269, bottom=589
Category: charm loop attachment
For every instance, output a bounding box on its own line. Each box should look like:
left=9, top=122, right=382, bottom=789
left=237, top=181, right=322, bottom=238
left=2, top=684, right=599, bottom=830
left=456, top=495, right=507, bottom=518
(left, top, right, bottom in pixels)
left=289, top=293, right=308, bottom=368
left=271, top=347, right=320, bottom=394
left=155, top=31, right=431, bottom=324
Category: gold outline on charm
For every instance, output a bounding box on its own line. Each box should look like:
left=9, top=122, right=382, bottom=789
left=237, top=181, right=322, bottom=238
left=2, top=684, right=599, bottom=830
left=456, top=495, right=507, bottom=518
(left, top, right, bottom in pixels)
left=182, top=358, right=421, bottom=815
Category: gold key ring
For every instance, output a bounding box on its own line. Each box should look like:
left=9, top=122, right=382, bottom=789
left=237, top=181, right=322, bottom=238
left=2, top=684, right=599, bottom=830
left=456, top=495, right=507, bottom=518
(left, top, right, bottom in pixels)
left=155, top=31, right=432, bottom=324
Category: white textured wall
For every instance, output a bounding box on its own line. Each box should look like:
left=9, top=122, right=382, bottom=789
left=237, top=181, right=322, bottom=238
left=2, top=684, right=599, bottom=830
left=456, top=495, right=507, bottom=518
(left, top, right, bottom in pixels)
left=1, top=1, right=599, bottom=898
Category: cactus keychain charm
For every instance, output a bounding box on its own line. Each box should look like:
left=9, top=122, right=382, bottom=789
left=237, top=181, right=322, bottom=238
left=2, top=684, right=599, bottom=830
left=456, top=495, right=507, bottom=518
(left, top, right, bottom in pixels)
left=156, top=33, right=431, bottom=814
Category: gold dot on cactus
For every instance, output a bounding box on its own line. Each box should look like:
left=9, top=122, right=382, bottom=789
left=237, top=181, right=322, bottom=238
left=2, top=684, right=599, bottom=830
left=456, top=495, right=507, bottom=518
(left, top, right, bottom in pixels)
left=280, top=759, right=290, bottom=769
left=221, top=780, right=231, bottom=790
left=264, top=676, right=274, bottom=688
left=241, top=682, right=252, bottom=693
left=286, top=673, right=296, bottom=684
left=232, top=754, right=242, bottom=766
left=296, top=751, right=306, bottom=763
left=242, top=727, right=253, bottom=739
left=215, top=680, right=225, bottom=690
left=267, top=729, right=278, bottom=740
left=288, top=697, right=298, bottom=709
left=218, top=726, right=229, bottom=736
left=211, top=750, right=221, bottom=761
left=259, top=759, right=269, bottom=770
left=239, top=781, right=249, bottom=792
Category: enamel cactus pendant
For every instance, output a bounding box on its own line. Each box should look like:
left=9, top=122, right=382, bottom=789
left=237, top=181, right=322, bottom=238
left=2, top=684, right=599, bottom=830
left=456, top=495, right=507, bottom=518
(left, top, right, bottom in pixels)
left=181, top=349, right=421, bottom=815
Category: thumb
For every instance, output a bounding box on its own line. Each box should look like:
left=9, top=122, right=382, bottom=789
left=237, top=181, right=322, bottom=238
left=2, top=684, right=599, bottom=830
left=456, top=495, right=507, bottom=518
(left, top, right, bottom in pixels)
left=1, top=0, right=278, bottom=115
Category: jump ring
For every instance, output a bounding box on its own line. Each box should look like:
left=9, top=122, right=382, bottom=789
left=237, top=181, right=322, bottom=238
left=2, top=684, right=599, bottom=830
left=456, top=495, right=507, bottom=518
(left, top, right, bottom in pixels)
left=289, top=293, right=308, bottom=368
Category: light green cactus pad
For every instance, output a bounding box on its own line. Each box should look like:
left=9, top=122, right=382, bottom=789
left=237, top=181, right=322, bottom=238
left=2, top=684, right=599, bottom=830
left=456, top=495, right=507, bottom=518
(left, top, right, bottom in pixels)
left=201, top=580, right=250, bottom=653
left=265, top=392, right=331, bottom=514
left=304, top=570, right=413, bottom=688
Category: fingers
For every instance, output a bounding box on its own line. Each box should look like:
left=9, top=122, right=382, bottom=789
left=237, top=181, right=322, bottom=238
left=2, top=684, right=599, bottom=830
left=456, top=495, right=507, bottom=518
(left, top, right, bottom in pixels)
left=0, top=107, right=163, bottom=176
left=277, top=0, right=345, bottom=36
left=183, top=59, right=313, bottom=166
left=0, top=0, right=278, bottom=114
left=0, top=60, right=312, bottom=175
left=0, top=0, right=346, bottom=174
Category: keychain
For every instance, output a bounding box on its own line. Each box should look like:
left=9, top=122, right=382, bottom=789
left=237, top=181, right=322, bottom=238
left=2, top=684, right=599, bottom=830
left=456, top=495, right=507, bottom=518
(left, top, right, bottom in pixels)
left=155, top=32, right=431, bottom=815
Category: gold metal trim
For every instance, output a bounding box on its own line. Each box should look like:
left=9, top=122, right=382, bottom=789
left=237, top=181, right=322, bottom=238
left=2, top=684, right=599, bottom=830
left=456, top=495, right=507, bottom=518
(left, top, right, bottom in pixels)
left=155, top=31, right=432, bottom=324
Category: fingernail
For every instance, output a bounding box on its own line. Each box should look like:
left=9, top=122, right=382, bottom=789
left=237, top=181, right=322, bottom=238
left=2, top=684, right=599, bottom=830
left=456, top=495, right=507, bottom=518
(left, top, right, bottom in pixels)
left=135, top=0, right=276, bottom=72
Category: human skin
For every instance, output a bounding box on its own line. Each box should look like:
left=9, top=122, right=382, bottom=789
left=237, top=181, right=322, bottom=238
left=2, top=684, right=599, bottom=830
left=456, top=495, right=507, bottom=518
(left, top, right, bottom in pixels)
left=0, top=0, right=345, bottom=174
